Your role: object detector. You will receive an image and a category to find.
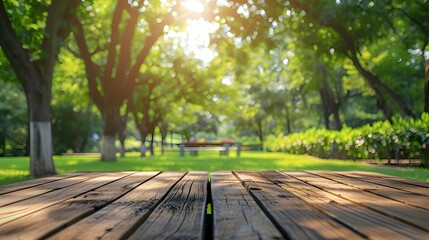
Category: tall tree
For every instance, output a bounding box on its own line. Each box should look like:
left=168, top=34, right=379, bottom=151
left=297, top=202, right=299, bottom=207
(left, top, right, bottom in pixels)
left=71, top=0, right=214, bottom=161
left=130, top=52, right=210, bottom=156
left=316, top=62, right=342, bottom=130
left=158, top=120, right=169, bottom=155
left=117, top=99, right=131, bottom=158
left=0, top=0, right=80, bottom=177
left=220, top=0, right=416, bottom=120
left=286, top=0, right=415, bottom=119
left=382, top=0, right=429, bottom=113
left=131, top=77, right=163, bottom=157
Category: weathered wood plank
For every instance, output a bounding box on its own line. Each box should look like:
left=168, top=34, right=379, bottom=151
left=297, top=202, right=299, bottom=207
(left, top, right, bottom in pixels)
left=343, top=171, right=429, bottom=196
left=0, top=172, right=158, bottom=240
left=48, top=172, right=186, bottom=240
left=128, top=172, right=208, bottom=239
left=350, top=171, right=429, bottom=188
left=265, top=171, right=428, bottom=239
left=0, top=172, right=130, bottom=226
left=211, top=172, right=284, bottom=240
left=0, top=172, right=85, bottom=195
left=0, top=172, right=101, bottom=207
left=1, top=171, right=428, bottom=240
left=310, top=171, right=429, bottom=210
left=286, top=171, right=429, bottom=231
left=235, top=171, right=363, bottom=240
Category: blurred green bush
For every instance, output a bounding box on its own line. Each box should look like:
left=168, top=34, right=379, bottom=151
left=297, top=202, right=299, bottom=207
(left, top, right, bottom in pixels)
left=265, top=113, right=429, bottom=167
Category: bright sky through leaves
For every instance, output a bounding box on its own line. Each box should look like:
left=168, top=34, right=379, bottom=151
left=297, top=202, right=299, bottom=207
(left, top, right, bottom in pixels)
left=169, top=0, right=217, bottom=64
left=181, top=0, right=205, bottom=13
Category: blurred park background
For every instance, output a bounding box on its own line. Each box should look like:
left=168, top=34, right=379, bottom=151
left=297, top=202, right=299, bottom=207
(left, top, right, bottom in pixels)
left=0, top=0, right=428, bottom=182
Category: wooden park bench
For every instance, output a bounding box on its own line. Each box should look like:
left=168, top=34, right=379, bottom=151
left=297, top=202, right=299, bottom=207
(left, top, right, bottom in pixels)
left=1, top=171, right=428, bottom=239
left=179, top=142, right=242, bottom=157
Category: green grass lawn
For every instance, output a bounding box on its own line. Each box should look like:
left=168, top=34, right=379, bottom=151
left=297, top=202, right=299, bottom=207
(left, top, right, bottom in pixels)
left=1, top=150, right=429, bottom=186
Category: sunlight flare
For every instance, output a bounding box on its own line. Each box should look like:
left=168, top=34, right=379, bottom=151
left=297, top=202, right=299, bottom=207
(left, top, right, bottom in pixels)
left=181, top=0, right=205, bottom=13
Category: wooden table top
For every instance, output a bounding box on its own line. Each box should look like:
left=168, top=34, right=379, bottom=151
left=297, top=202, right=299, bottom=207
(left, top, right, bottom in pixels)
left=0, top=171, right=428, bottom=239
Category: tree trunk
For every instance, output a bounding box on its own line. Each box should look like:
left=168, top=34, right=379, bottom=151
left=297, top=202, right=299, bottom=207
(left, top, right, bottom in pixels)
left=0, top=0, right=80, bottom=176
left=27, top=87, right=55, bottom=177
left=80, top=136, right=87, bottom=153
left=140, top=142, right=147, bottom=157
left=118, top=104, right=129, bottom=158
left=150, top=133, right=155, bottom=156
left=349, top=56, right=396, bottom=120
left=118, top=115, right=126, bottom=158
left=320, top=89, right=331, bottom=129
left=257, top=119, right=264, bottom=151
left=101, top=135, right=116, bottom=161
left=318, top=62, right=331, bottom=129
left=139, top=126, right=149, bottom=157
left=325, top=94, right=342, bottom=130
left=284, top=96, right=292, bottom=134
left=161, top=135, right=166, bottom=156
left=27, top=90, right=56, bottom=177
left=101, top=107, right=119, bottom=161
left=376, top=90, right=393, bottom=122
left=318, top=62, right=342, bottom=130
left=352, top=63, right=410, bottom=119
left=424, top=57, right=429, bottom=113
left=119, top=138, right=126, bottom=158
left=140, top=140, right=147, bottom=157
left=348, top=51, right=413, bottom=119
left=73, top=135, right=83, bottom=153
left=159, top=122, right=168, bottom=156
left=29, top=121, right=55, bottom=176
left=332, top=105, right=342, bottom=131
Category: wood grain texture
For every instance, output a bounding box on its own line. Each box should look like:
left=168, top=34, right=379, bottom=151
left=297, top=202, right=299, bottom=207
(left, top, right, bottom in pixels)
left=271, top=171, right=428, bottom=239
left=48, top=172, right=186, bottom=240
left=0, top=171, right=427, bottom=240
left=128, top=172, right=208, bottom=240
left=211, top=172, right=284, bottom=240
left=0, top=172, right=129, bottom=226
left=310, top=171, right=429, bottom=210
left=0, top=172, right=84, bottom=196
left=287, top=171, right=429, bottom=231
left=348, top=171, right=429, bottom=188
left=0, top=172, right=158, bottom=240
left=342, top=171, right=429, bottom=196
left=0, top=172, right=101, bottom=207
left=235, top=171, right=363, bottom=240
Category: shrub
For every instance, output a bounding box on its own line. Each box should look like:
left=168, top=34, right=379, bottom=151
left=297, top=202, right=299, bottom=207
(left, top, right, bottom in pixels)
left=265, top=113, right=429, bottom=167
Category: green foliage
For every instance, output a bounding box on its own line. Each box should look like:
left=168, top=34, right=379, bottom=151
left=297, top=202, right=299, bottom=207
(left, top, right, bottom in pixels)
left=172, top=105, right=219, bottom=140
left=51, top=50, right=102, bottom=154
left=2, top=0, right=47, bottom=58
left=0, top=53, right=18, bottom=84
left=265, top=114, right=429, bottom=166
left=0, top=82, right=27, bottom=156
left=52, top=103, right=101, bottom=154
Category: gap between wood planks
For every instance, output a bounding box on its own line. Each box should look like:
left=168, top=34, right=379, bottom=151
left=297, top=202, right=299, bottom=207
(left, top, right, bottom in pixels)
left=1, top=171, right=428, bottom=239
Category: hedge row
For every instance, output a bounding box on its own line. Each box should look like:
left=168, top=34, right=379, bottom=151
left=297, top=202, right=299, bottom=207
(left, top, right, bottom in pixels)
left=264, top=113, right=429, bottom=166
